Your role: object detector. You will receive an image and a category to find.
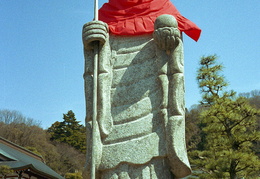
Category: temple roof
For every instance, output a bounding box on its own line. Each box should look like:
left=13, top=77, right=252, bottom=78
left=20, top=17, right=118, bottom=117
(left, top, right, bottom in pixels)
left=0, top=137, right=64, bottom=179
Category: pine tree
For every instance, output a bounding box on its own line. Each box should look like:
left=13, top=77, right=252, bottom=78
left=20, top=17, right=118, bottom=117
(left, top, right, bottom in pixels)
left=48, top=110, right=86, bottom=153
left=190, top=55, right=260, bottom=179
left=197, top=55, right=235, bottom=105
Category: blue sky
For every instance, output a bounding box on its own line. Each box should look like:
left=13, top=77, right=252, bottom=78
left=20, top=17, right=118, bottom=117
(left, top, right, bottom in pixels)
left=1, top=1, right=259, bottom=129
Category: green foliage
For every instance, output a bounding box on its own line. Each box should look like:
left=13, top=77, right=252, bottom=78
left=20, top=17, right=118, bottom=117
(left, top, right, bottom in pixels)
left=0, top=165, right=14, bottom=178
left=65, top=172, right=83, bottom=179
left=190, top=55, right=260, bottom=179
left=48, top=110, right=86, bottom=153
left=194, top=97, right=260, bottom=178
left=196, top=55, right=235, bottom=105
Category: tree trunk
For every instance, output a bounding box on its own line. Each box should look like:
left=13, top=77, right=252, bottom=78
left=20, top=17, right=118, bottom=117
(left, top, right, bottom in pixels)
left=230, top=160, right=237, bottom=179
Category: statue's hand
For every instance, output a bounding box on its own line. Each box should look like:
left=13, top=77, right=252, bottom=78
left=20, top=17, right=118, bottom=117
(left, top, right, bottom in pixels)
left=83, top=21, right=109, bottom=50
left=153, top=14, right=181, bottom=53
left=153, top=27, right=180, bottom=51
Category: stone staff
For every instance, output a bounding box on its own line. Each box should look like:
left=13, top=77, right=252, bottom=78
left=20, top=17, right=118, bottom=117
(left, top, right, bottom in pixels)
left=91, top=0, right=99, bottom=178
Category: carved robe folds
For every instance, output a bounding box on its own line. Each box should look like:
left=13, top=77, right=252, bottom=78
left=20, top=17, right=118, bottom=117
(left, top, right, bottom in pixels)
left=83, top=15, right=191, bottom=179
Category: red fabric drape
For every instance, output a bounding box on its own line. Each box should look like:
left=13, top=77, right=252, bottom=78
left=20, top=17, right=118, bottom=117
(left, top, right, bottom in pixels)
left=99, top=0, right=201, bottom=41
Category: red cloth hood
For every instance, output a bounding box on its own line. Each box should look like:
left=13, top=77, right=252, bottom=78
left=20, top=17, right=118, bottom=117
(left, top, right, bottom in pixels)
left=99, top=0, right=201, bottom=41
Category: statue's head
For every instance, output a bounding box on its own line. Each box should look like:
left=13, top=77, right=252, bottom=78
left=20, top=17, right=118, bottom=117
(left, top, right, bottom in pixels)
left=154, top=14, right=178, bottom=29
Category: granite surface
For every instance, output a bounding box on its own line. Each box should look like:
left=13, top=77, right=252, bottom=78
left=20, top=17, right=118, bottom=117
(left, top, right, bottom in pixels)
left=82, top=15, right=191, bottom=179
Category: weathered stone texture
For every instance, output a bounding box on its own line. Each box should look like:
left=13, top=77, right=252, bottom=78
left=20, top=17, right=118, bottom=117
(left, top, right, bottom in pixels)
left=83, top=15, right=191, bottom=179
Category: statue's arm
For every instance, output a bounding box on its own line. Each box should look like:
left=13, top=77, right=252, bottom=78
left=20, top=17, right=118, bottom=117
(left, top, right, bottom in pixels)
left=82, top=20, right=109, bottom=122
left=153, top=15, right=191, bottom=178
left=82, top=21, right=110, bottom=179
left=83, top=21, right=113, bottom=138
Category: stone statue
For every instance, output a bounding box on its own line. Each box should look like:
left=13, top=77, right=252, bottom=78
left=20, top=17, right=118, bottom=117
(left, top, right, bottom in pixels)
left=82, top=14, right=191, bottom=178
